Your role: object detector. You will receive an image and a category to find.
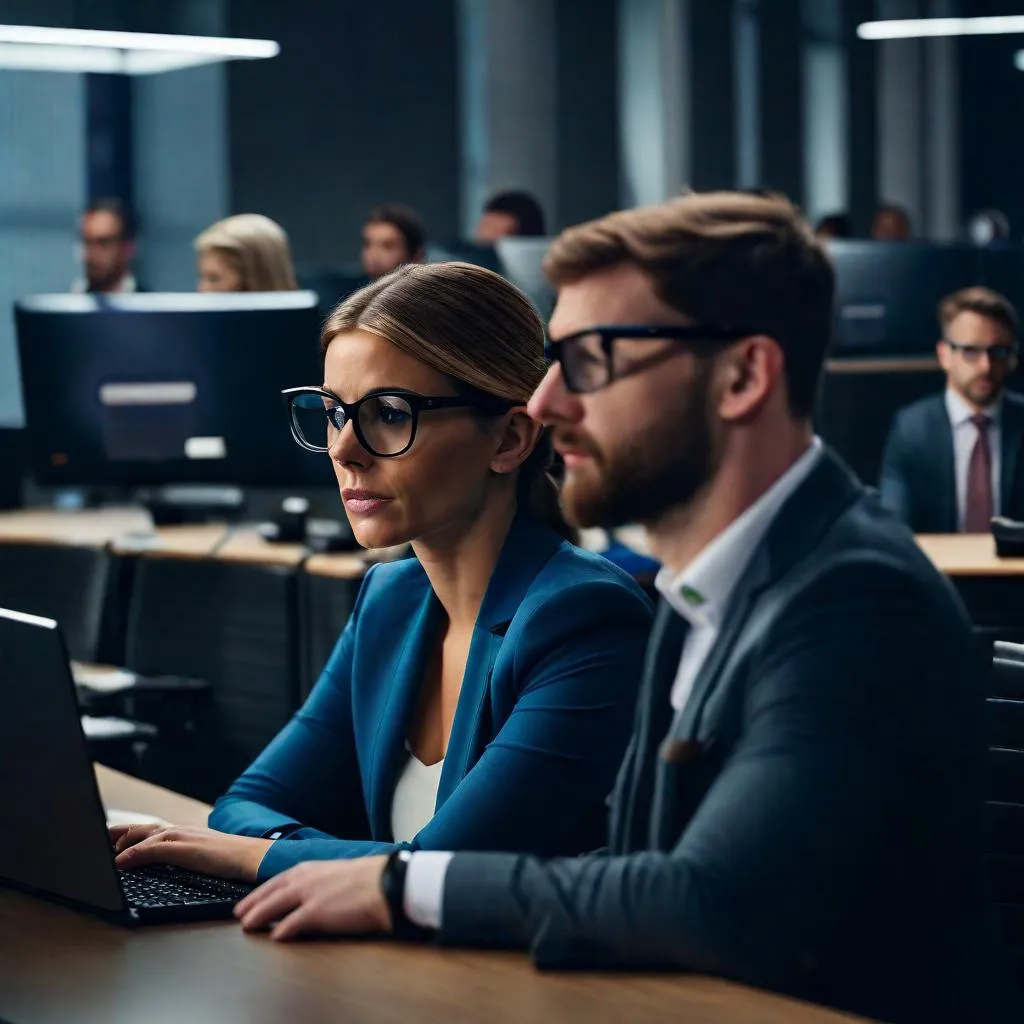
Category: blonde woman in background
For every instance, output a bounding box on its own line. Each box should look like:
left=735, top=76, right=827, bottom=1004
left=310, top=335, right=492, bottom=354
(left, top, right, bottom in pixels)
left=195, top=214, right=298, bottom=292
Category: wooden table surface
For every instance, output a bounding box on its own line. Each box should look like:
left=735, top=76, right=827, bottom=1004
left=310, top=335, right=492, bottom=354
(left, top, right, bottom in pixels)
left=0, top=768, right=869, bottom=1024
left=915, top=533, right=1024, bottom=577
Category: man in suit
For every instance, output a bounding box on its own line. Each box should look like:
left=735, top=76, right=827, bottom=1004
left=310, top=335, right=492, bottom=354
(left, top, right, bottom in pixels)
left=234, top=193, right=1011, bottom=1022
left=72, top=198, right=145, bottom=294
left=881, top=287, right=1024, bottom=533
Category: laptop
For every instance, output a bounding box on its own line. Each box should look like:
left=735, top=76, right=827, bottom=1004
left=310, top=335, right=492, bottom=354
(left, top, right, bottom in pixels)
left=0, top=606, right=252, bottom=924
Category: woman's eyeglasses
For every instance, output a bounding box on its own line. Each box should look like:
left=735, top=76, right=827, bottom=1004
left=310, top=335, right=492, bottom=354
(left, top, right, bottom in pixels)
left=282, top=386, right=505, bottom=458
left=544, top=324, right=755, bottom=394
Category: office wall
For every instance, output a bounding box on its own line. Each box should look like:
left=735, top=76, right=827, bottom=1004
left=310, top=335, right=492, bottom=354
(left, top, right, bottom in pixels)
left=226, top=0, right=460, bottom=269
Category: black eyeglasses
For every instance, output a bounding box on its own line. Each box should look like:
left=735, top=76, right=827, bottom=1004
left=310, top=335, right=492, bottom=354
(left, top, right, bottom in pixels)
left=282, top=386, right=504, bottom=458
left=943, top=340, right=1018, bottom=364
left=544, top=324, right=754, bottom=394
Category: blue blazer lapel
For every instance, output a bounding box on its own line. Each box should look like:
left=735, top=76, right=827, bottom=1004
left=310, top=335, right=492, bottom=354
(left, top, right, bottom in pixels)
left=1000, top=395, right=1024, bottom=513
left=366, top=580, right=445, bottom=838
left=437, top=515, right=564, bottom=806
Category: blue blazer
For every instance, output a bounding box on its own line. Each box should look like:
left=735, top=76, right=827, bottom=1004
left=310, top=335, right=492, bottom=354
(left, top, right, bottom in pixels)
left=880, top=390, right=1024, bottom=533
left=209, top=515, right=653, bottom=880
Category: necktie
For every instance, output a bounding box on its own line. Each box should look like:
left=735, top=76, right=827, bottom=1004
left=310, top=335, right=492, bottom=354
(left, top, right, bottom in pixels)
left=964, top=414, right=994, bottom=533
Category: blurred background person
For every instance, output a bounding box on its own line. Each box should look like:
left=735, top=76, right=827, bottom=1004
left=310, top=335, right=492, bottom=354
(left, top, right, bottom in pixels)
left=361, top=204, right=426, bottom=281
left=475, top=190, right=546, bottom=243
left=814, top=212, right=851, bottom=240
left=871, top=203, right=913, bottom=241
left=194, top=214, right=298, bottom=293
left=74, top=198, right=143, bottom=294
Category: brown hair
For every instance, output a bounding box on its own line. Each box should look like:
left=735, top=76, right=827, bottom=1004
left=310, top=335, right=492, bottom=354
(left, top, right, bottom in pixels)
left=321, top=262, right=574, bottom=540
left=938, top=286, right=1018, bottom=337
left=543, top=191, right=835, bottom=417
left=194, top=214, right=298, bottom=292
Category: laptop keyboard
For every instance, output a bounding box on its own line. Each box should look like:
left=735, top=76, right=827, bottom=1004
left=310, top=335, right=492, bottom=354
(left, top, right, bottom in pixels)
left=118, top=863, right=252, bottom=909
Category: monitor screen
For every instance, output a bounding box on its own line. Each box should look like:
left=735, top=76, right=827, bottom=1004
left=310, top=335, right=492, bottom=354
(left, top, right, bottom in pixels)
left=828, top=241, right=984, bottom=355
left=15, top=292, right=334, bottom=489
left=494, top=237, right=554, bottom=318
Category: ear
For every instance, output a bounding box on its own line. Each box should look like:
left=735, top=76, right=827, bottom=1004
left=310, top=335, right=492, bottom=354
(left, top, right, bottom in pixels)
left=716, top=336, right=782, bottom=422
left=936, top=339, right=952, bottom=372
left=490, top=408, right=542, bottom=477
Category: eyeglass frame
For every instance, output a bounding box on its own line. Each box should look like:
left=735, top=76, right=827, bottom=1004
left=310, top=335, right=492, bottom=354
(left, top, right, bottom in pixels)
left=544, top=324, right=758, bottom=394
left=942, top=339, right=1018, bottom=363
left=281, top=385, right=511, bottom=458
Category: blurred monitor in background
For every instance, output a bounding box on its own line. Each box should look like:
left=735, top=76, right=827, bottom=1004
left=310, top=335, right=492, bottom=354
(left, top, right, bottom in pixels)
left=14, top=292, right=331, bottom=491
left=194, top=214, right=298, bottom=293
left=361, top=203, right=426, bottom=280
left=814, top=212, right=851, bottom=240
left=74, top=198, right=143, bottom=295
left=494, top=236, right=554, bottom=317
left=871, top=203, right=913, bottom=241
left=475, top=190, right=546, bottom=243
left=967, top=209, right=1011, bottom=247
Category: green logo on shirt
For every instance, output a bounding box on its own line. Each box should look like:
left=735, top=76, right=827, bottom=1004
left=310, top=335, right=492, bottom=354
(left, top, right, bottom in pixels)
left=679, top=584, right=705, bottom=607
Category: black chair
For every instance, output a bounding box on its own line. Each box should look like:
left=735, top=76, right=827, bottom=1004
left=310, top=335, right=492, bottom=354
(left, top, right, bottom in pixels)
left=0, top=542, right=113, bottom=662
left=124, top=555, right=302, bottom=801
left=298, top=565, right=364, bottom=700
left=987, top=649, right=1024, bottom=986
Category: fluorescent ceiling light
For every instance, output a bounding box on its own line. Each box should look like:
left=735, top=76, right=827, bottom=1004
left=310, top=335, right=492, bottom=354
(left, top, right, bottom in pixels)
left=858, top=16, right=1024, bottom=40
left=0, top=25, right=279, bottom=75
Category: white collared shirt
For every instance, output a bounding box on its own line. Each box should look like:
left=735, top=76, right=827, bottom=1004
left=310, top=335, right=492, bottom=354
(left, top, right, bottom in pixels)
left=402, top=437, right=825, bottom=931
left=945, top=389, right=1002, bottom=531
left=70, top=272, right=139, bottom=295
left=655, top=437, right=824, bottom=710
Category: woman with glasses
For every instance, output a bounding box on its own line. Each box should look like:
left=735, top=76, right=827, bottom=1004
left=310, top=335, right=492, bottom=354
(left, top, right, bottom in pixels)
left=110, top=262, right=652, bottom=883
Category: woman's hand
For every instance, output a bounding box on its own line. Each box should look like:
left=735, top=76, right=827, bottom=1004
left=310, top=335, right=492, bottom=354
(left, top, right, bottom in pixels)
left=109, top=823, right=272, bottom=883
left=233, top=856, right=392, bottom=940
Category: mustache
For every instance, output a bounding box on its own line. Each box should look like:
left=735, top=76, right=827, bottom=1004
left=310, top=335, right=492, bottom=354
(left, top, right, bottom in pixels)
left=552, top=429, right=603, bottom=460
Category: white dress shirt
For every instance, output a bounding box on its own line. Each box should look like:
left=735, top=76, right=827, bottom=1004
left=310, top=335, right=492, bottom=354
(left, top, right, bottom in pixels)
left=402, top=437, right=825, bottom=930
left=391, top=754, right=443, bottom=843
left=70, top=272, right=139, bottom=294
left=945, top=389, right=1002, bottom=531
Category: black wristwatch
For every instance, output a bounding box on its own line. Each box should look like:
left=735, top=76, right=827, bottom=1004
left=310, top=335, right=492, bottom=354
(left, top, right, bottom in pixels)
left=380, top=850, right=434, bottom=942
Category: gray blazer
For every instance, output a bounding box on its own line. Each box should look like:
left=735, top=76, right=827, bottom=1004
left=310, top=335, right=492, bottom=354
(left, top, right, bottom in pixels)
left=438, top=451, right=1015, bottom=1024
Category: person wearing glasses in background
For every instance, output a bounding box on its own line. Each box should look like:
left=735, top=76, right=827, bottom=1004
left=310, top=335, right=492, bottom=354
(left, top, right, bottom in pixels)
left=73, top=198, right=144, bottom=294
left=109, top=261, right=652, bottom=882
left=881, top=287, right=1024, bottom=533
left=228, top=193, right=1012, bottom=1024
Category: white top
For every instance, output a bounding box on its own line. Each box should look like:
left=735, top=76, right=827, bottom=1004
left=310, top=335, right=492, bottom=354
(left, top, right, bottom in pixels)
left=71, top=272, right=139, bottom=294
left=404, top=437, right=826, bottom=931
left=654, top=437, right=824, bottom=711
left=390, top=754, right=444, bottom=843
left=945, top=388, right=1002, bottom=530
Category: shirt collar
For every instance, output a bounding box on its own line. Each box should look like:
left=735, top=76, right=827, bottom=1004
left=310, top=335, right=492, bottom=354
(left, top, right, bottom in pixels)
left=945, top=387, right=1002, bottom=428
left=71, top=272, right=138, bottom=295
left=655, top=437, right=824, bottom=629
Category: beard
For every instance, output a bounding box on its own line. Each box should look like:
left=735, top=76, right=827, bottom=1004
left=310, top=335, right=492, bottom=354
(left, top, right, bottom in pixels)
left=558, top=362, right=720, bottom=530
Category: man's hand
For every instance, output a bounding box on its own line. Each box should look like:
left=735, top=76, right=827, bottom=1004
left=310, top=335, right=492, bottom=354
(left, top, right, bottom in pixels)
left=233, top=856, right=392, bottom=940
left=109, top=823, right=272, bottom=883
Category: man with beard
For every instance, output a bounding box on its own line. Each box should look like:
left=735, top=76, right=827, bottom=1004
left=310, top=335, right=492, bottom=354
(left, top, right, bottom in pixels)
left=881, top=287, right=1024, bottom=533
left=232, top=193, right=1013, bottom=1023
left=73, top=198, right=144, bottom=294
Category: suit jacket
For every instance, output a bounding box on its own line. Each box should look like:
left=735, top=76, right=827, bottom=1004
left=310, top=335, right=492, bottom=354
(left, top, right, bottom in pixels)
left=879, top=389, right=1024, bottom=533
left=439, top=451, right=1015, bottom=1024
left=209, top=514, right=653, bottom=880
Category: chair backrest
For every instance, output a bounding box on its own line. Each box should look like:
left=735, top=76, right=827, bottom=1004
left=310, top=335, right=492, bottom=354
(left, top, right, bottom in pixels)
left=0, top=542, right=111, bottom=662
left=298, top=570, right=361, bottom=701
left=125, top=555, right=302, bottom=798
left=986, top=652, right=1024, bottom=987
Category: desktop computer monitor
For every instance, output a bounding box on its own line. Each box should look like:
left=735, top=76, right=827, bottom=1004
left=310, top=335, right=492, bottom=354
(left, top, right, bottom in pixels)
left=827, top=241, right=983, bottom=355
left=495, top=237, right=555, bottom=318
left=15, top=292, right=334, bottom=489
left=426, top=241, right=504, bottom=274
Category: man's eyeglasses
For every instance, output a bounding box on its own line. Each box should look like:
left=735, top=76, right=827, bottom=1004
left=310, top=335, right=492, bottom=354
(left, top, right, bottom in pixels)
left=282, top=386, right=507, bottom=458
left=545, top=324, right=754, bottom=394
left=943, top=340, right=1018, bottom=364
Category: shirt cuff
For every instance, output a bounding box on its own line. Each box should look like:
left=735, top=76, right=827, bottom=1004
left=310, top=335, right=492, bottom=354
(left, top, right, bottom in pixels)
left=403, top=851, right=454, bottom=930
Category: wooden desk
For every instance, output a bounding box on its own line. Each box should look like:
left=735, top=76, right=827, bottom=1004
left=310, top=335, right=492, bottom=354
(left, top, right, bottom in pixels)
left=0, top=507, right=154, bottom=548
left=916, top=533, right=1024, bottom=578
left=0, top=771, right=867, bottom=1024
